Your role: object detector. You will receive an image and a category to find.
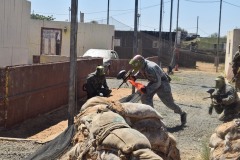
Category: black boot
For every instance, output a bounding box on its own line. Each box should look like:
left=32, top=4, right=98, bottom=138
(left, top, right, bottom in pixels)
left=181, top=112, right=187, bottom=126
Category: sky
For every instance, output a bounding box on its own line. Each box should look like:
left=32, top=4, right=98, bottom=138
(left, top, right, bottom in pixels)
left=29, top=0, right=240, bottom=37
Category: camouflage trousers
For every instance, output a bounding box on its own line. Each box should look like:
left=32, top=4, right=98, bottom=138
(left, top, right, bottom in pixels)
left=214, top=103, right=240, bottom=121
left=141, top=80, right=183, bottom=115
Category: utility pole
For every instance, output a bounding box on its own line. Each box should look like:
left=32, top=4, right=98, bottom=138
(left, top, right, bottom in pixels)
left=196, top=16, right=199, bottom=35
left=169, top=0, right=173, bottom=54
left=175, top=0, right=180, bottom=47
left=107, top=0, right=110, bottom=25
left=216, top=0, right=222, bottom=72
left=132, top=0, right=138, bottom=94
left=68, top=0, right=78, bottom=126
left=169, top=0, right=174, bottom=68
left=69, top=7, right=71, bottom=22
left=158, top=0, right=163, bottom=66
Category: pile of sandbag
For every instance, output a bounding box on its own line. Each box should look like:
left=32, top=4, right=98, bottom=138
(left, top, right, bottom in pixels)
left=60, top=96, right=181, bottom=160
left=209, top=118, right=240, bottom=160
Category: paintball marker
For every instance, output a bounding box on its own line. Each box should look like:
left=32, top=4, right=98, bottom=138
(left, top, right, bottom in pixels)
left=117, top=70, right=146, bottom=94
left=203, top=88, right=228, bottom=115
left=117, top=70, right=134, bottom=89
left=203, top=88, right=228, bottom=102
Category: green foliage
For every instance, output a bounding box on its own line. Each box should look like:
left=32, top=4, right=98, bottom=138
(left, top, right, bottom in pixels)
left=197, top=37, right=226, bottom=52
left=31, top=13, right=55, bottom=21
left=200, top=140, right=210, bottom=160
left=90, top=20, right=98, bottom=24
left=169, top=75, right=183, bottom=82
left=209, top=33, right=218, bottom=38
left=174, top=27, right=188, bottom=39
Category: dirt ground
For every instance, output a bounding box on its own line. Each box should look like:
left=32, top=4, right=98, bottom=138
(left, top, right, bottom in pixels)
left=0, top=62, right=226, bottom=160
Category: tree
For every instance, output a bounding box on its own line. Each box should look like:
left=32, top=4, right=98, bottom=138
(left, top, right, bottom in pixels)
left=174, top=27, right=188, bottom=40
left=90, top=20, right=98, bottom=24
left=210, top=33, right=218, bottom=38
left=31, top=13, right=55, bottom=21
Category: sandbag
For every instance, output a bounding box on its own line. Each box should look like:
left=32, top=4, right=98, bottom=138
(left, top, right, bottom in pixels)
left=90, top=111, right=130, bottom=139
left=101, top=128, right=151, bottom=154
left=80, top=96, right=125, bottom=116
left=81, top=96, right=111, bottom=111
left=121, top=102, right=163, bottom=120
left=132, top=149, right=163, bottom=160
left=132, top=118, right=169, bottom=154
left=97, top=150, right=121, bottom=160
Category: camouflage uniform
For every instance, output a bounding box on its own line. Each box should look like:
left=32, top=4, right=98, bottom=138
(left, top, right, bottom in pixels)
left=232, top=50, right=240, bottom=77
left=139, top=59, right=185, bottom=116
left=212, top=83, right=240, bottom=121
left=85, top=71, right=111, bottom=99
left=232, top=48, right=240, bottom=91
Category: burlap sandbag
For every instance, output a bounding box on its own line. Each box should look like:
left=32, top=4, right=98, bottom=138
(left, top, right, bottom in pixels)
left=209, top=133, right=223, bottom=148
left=132, top=148, right=163, bottom=160
left=77, top=104, right=109, bottom=127
left=121, top=102, right=163, bottom=120
left=101, top=128, right=151, bottom=154
left=215, top=121, right=236, bottom=139
left=90, top=111, right=130, bottom=138
left=81, top=96, right=112, bottom=111
left=81, top=96, right=123, bottom=112
left=132, top=118, right=169, bottom=154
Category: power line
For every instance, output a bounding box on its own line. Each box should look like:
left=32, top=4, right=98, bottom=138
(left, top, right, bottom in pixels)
left=184, top=0, right=219, bottom=3
left=223, top=1, right=240, bottom=8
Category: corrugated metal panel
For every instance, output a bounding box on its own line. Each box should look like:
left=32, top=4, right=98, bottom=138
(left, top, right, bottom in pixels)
left=0, top=58, right=102, bottom=128
left=0, top=68, right=7, bottom=127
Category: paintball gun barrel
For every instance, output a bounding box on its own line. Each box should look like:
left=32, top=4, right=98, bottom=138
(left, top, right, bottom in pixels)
left=203, top=88, right=228, bottom=101
left=116, top=70, right=134, bottom=89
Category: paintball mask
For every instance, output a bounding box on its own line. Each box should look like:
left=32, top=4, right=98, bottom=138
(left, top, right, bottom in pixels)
left=96, top=65, right=105, bottom=76
left=215, top=76, right=225, bottom=89
left=129, top=55, right=145, bottom=73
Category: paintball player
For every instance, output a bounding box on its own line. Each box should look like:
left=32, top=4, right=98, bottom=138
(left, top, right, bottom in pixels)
left=232, top=45, right=240, bottom=81
left=84, top=65, right=112, bottom=99
left=129, top=55, right=187, bottom=126
left=208, top=76, right=240, bottom=122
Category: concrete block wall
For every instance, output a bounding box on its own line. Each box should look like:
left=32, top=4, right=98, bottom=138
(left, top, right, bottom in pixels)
left=0, top=0, right=31, bottom=67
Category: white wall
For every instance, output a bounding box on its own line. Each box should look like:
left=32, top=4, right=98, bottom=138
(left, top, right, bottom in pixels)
left=225, top=29, right=240, bottom=80
left=0, top=0, right=114, bottom=67
left=29, top=20, right=115, bottom=59
left=0, top=0, right=30, bottom=67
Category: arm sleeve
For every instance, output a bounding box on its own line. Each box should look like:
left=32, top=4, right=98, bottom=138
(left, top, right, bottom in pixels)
left=145, top=67, right=162, bottom=95
left=221, top=87, right=236, bottom=105
left=102, top=76, right=109, bottom=89
left=87, top=75, right=98, bottom=91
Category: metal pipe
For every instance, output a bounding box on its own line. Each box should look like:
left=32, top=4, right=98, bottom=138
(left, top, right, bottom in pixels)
left=107, top=0, right=110, bottom=25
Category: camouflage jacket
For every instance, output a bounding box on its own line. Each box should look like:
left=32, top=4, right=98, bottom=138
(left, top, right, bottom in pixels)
left=213, top=84, right=239, bottom=107
left=86, top=71, right=109, bottom=90
left=139, top=59, right=167, bottom=95
left=232, top=51, right=240, bottom=67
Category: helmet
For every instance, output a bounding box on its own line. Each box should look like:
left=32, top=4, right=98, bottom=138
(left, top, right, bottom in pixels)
left=129, top=55, right=145, bottom=72
left=96, top=65, right=105, bottom=76
left=215, top=76, right=225, bottom=89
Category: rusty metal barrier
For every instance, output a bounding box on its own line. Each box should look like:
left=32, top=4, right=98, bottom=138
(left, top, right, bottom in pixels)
left=0, top=58, right=101, bottom=128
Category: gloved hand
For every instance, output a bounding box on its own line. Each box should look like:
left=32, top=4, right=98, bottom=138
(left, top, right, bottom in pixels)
left=216, top=98, right=222, bottom=103
left=140, top=86, right=147, bottom=94
left=208, top=106, right=213, bottom=115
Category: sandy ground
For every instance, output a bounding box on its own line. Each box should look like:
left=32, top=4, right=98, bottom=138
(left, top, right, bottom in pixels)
left=0, top=62, right=226, bottom=159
